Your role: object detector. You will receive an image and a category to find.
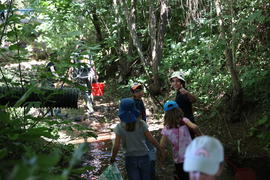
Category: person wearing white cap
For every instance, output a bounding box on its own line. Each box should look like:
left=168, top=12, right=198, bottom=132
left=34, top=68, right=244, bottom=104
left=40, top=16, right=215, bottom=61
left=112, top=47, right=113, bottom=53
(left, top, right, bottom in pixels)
left=170, top=71, right=197, bottom=123
left=183, top=136, right=224, bottom=180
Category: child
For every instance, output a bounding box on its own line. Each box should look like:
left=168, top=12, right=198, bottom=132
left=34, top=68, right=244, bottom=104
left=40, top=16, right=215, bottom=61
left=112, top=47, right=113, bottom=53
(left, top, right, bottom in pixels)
left=160, top=101, right=202, bottom=180
left=130, top=83, right=156, bottom=180
left=131, top=84, right=146, bottom=121
left=110, top=98, right=164, bottom=180
left=183, top=136, right=224, bottom=180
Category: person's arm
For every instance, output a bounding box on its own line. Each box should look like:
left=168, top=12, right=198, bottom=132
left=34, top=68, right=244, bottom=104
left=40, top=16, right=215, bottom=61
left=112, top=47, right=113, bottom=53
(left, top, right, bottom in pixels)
left=144, top=131, right=167, bottom=161
left=110, top=134, right=121, bottom=163
left=159, top=135, right=168, bottom=161
left=179, top=88, right=197, bottom=103
left=144, top=131, right=163, bottom=151
left=184, top=120, right=203, bottom=136
left=160, top=135, right=168, bottom=148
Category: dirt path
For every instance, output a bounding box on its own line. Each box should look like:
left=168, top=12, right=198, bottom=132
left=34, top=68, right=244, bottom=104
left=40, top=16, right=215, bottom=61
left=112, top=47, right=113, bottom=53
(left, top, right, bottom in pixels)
left=65, top=97, right=164, bottom=144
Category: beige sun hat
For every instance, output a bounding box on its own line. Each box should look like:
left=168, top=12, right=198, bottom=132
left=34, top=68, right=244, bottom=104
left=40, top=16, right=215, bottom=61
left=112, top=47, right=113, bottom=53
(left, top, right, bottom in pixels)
left=170, top=71, right=186, bottom=82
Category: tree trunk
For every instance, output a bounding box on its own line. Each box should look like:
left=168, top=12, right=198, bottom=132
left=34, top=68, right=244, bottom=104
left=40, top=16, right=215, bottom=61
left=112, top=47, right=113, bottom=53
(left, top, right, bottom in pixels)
left=215, top=0, right=243, bottom=122
left=119, top=0, right=150, bottom=78
left=113, top=0, right=132, bottom=83
left=90, top=7, right=103, bottom=44
left=149, top=0, right=168, bottom=95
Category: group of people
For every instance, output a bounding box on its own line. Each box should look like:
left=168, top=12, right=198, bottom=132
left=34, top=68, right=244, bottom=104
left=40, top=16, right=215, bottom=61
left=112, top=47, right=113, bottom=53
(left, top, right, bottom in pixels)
left=110, top=71, right=224, bottom=180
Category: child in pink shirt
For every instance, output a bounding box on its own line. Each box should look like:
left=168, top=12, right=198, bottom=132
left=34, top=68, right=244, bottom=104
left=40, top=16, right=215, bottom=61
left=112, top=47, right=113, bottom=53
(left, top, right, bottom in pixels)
left=160, top=101, right=202, bottom=180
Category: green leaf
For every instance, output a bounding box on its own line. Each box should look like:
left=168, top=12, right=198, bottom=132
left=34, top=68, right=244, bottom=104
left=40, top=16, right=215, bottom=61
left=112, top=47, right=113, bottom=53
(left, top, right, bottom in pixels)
left=38, top=150, right=61, bottom=168
left=0, top=4, right=6, bottom=11
left=9, top=163, right=33, bottom=180
left=8, top=133, right=19, bottom=140
left=0, top=110, right=10, bottom=123
left=62, top=143, right=88, bottom=177
left=258, top=116, right=268, bottom=126
left=14, top=86, right=36, bottom=107
left=0, top=148, right=8, bottom=159
left=9, top=44, right=20, bottom=51
left=6, top=31, right=16, bottom=38
left=21, top=127, right=55, bottom=140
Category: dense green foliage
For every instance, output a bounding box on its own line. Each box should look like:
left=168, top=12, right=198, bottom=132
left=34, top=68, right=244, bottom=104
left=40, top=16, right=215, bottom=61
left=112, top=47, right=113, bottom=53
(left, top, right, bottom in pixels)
left=0, top=0, right=269, bottom=179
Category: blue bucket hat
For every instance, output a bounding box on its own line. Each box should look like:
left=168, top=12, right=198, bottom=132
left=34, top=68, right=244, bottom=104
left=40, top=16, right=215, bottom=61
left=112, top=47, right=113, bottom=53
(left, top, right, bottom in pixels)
left=164, top=101, right=179, bottom=111
left=118, top=98, right=141, bottom=123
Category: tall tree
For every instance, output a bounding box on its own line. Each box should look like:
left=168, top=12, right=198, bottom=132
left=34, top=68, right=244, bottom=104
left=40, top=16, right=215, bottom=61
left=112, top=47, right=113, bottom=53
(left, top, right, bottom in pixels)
left=149, top=0, right=169, bottom=94
left=118, top=0, right=150, bottom=78
left=118, top=0, right=169, bottom=94
left=215, top=0, right=242, bottom=121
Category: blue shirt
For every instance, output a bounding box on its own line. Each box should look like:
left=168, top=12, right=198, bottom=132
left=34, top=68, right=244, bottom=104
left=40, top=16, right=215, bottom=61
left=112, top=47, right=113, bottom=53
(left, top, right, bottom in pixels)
left=133, top=98, right=146, bottom=121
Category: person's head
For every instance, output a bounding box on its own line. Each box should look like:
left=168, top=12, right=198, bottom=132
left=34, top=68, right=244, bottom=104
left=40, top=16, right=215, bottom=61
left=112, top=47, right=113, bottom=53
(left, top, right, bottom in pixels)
left=163, top=101, right=184, bottom=128
left=170, top=71, right=186, bottom=90
left=130, top=83, right=144, bottom=99
left=184, top=136, right=224, bottom=180
left=118, top=98, right=141, bottom=131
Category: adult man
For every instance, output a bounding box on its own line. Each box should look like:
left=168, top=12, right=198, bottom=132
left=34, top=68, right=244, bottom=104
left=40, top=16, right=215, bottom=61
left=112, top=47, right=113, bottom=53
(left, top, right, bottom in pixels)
left=183, top=136, right=224, bottom=180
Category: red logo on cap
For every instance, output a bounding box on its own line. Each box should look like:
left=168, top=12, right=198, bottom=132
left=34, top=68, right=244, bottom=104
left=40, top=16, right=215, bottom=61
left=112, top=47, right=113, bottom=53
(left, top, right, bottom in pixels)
left=195, top=149, right=209, bottom=157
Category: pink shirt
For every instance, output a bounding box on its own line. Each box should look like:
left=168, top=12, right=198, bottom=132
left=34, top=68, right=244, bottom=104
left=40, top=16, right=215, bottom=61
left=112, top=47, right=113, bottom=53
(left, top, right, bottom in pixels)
left=161, top=117, right=192, bottom=163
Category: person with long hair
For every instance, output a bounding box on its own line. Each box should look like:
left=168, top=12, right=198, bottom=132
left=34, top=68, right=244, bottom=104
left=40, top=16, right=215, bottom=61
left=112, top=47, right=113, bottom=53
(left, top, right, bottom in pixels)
left=110, top=98, right=164, bottom=180
left=160, top=101, right=202, bottom=180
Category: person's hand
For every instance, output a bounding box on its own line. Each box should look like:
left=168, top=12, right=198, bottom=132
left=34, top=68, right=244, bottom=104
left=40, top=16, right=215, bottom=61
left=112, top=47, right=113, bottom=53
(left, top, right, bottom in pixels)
left=179, top=88, right=188, bottom=95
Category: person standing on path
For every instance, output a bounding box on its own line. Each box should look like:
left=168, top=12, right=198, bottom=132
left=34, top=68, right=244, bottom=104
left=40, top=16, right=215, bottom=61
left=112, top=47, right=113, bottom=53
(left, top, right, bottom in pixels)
left=131, top=83, right=156, bottom=180
left=71, top=55, right=98, bottom=115
left=110, top=98, right=165, bottom=180
left=170, top=71, right=197, bottom=123
left=183, top=136, right=224, bottom=180
left=160, top=101, right=202, bottom=180
left=131, top=84, right=147, bottom=121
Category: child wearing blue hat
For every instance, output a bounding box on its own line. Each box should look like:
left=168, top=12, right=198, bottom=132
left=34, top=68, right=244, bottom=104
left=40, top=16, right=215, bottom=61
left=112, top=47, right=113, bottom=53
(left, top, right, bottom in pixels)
left=160, top=101, right=202, bottom=180
left=110, top=98, right=164, bottom=180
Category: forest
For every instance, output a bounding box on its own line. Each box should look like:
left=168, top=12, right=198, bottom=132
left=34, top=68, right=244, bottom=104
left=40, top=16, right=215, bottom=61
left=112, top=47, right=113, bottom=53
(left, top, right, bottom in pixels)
left=0, top=0, right=269, bottom=179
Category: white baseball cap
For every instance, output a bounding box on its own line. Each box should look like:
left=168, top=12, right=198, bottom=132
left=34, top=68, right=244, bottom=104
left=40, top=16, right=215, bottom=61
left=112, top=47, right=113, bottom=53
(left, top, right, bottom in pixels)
left=184, top=136, right=224, bottom=175
left=170, top=71, right=185, bottom=82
